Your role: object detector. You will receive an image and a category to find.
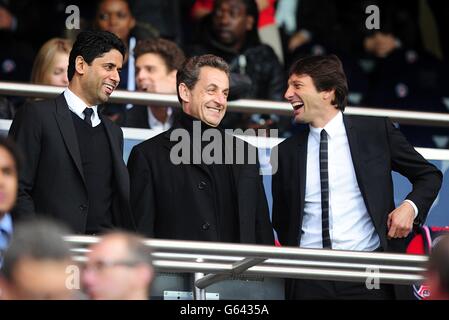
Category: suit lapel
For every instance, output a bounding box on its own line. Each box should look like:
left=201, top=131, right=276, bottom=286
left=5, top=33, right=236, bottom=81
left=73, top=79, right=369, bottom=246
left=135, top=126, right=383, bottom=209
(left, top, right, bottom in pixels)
left=296, top=129, right=308, bottom=231
left=54, top=94, right=86, bottom=184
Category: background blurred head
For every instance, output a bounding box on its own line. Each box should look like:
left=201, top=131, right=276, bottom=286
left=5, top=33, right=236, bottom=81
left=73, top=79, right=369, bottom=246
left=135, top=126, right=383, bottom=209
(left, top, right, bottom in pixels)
left=177, top=54, right=230, bottom=127
left=0, top=219, right=74, bottom=300
left=426, top=235, right=449, bottom=300
left=0, top=138, right=20, bottom=218
left=134, top=38, right=185, bottom=94
left=95, top=0, right=136, bottom=43
left=82, top=232, right=154, bottom=300
left=30, top=38, right=72, bottom=87
left=212, top=0, right=260, bottom=51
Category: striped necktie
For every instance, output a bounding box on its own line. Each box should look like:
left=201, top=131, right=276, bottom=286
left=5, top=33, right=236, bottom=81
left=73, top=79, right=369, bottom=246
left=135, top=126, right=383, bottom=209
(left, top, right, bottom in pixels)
left=320, top=129, right=331, bottom=249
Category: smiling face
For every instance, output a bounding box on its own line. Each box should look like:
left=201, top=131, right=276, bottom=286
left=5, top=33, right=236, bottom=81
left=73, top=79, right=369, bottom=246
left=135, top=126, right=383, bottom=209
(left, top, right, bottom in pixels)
left=179, top=66, right=229, bottom=127
left=75, top=49, right=123, bottom=106
left=135, top=53, right=176, bottom=94
left=284, top=74, right=338, bottom=128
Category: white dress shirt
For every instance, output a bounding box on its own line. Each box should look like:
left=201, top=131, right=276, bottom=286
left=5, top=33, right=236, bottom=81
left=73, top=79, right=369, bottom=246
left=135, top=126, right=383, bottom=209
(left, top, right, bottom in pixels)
left=300, top=111, right=381, bottom=251
left=64, top=88, right=101, bottom=127
left=147, top=106, right=173, bottom=134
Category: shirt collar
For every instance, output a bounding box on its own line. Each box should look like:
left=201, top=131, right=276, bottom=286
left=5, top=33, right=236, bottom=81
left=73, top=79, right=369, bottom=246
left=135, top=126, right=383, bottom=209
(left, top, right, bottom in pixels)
left=63, top=88, right=99, bottom=119
left=0, top=213, right=13, bottom=236
left=309, top=111, right=345, bottom=141
left=147, top=106, right=173, bottom=128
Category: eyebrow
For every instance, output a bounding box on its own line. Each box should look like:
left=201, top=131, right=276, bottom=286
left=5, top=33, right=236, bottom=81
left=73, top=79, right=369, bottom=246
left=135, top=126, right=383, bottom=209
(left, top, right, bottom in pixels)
left=207, top=84, right=229, bottom=91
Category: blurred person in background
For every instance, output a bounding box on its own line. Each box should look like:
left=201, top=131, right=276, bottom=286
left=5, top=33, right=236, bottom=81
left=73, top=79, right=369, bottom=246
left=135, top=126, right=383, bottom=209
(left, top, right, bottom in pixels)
left=125, top=38, right=185, bottom=132
left=0, top=219, right=75, bottom=300
left=30, top=38, right=72, bottom=87
left=82, top=231, right=154, bottom=300
left=0, top=138, right=20, bottom=267
left=426, top=235, right=449, bottom=300
left=94, top=0, right=158, bottom=125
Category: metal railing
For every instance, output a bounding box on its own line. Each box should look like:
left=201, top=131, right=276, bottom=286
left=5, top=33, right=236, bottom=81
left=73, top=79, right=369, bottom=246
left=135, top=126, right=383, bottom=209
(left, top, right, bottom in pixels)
left=65, top=235, right=428, bottom=290
left=2, top=81, right=449, bottom=126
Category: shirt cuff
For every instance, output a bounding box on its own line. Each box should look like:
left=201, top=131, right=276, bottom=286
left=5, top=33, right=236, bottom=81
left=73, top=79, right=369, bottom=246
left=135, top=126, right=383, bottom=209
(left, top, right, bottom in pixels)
left=403, top=200, right=418, bottom=219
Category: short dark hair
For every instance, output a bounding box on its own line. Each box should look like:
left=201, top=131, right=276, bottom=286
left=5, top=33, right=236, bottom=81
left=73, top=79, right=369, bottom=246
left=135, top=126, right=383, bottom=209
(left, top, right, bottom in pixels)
left=0, top=136, right=21, bottom=173
left=288, top=55, right=348, bottom=111
left=68, top=30, right=126, bottom=81
left=176, top=54, right=230, bottom=103
left=134, top=38, right=185, bottom=72
left=1, top=219, right=72, bottom=282
left=428, top=235, right=449, bottom=295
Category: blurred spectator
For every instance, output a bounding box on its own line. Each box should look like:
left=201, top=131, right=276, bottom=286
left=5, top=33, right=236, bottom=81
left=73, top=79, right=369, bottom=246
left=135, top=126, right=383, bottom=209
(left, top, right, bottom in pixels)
left=94, top=0, right=158, bottom=124
left=0, top=97, right=16, bottom=120
left=31, top=38, right=72, bottom=87
left=82, top=232, right=154, bottom=300
left=0, top=219, right=75, bottom=300
left=129, top=0, right=183, bottom=44
left=0, top=0, right=68, bottom=53
left=125, top=38, right=185, bottom=132
left=189, top=0, right=287, bottom=134
left=0, top=138, right=20, bottom=267
left=426, top=235, right=449, bottom=300
left=190, top=0, right=283, bottom=63
left=256, top=0, right=284, bottom=64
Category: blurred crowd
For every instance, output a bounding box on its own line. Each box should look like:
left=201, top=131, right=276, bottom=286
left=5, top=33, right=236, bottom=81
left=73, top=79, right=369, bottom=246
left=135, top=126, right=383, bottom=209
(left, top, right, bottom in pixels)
left=1, top=0, right=449, bottom=147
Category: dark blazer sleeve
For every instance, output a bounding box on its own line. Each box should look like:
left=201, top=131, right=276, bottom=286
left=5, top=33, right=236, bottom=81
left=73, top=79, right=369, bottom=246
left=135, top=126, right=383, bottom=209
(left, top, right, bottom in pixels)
left=8, top=103, right=42, bottom=219
left=386, top=118, right=443, bottom=225
left=127, top=145, right=156, bottom=237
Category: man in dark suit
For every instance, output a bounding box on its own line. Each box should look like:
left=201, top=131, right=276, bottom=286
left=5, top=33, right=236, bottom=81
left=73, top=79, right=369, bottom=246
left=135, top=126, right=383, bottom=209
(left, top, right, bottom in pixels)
left=9, top=30, right=135, bottom=234
left=127, top=54, right=274, bottom=244
left=272, top=55, right=442, bottom=299
left=125, top=38, right=184, bottom=131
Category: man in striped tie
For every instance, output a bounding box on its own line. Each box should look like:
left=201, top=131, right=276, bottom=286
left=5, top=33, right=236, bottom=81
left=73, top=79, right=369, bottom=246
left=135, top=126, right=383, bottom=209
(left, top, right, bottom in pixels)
left=272, top=54, right=442, bottom=299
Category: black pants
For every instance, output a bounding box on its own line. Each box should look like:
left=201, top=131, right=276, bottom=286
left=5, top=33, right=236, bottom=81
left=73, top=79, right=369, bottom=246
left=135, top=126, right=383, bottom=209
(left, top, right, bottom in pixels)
left=287, top=246, right=396, bottom=300
left=287, top=278, right=396, bottom=300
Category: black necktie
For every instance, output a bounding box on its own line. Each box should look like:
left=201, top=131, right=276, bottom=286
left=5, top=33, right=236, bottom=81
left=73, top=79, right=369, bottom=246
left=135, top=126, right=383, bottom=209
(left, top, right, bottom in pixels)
left=83, top=108, right=94, bottom=127
left=320, top=129, right=331, bottom=249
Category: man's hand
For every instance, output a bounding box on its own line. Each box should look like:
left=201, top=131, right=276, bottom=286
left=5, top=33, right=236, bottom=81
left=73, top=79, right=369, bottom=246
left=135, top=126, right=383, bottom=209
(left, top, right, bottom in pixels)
left=387, top=202, right=415, bottom=239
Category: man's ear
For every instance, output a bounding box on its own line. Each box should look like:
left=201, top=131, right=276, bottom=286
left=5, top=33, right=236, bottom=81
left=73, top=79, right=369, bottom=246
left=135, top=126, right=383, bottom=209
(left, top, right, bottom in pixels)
left=246, top=16, right=255, bottom=31
left=74, top=56, right=86, bottom=76
left=178, top=83, right=190, bottom=103
left=322, top=88, right=335, bottom=101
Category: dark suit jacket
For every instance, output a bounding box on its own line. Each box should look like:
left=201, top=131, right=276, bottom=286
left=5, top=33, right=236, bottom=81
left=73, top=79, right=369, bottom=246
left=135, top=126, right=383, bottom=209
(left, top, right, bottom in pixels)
left=9, top=94, right=135, bottom=233
left=127, top=114, right=274, bottom=244
left=272, top=115, right=442, bottom=252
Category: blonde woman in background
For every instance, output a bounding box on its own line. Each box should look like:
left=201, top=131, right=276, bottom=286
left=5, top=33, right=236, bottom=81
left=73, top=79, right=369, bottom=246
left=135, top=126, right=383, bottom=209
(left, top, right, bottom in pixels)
left=30, top=38, right=72, bottom=86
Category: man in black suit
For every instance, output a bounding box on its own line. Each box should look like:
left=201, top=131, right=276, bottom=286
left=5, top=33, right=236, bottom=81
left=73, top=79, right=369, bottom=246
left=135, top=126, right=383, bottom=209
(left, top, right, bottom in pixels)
left=272, top=55, right=442, bottom=299
left=125, top=38, right=185, bottom=131
left=9, top=30, right=135, bottom=234
left=127, top=54, right=274, bottom=244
